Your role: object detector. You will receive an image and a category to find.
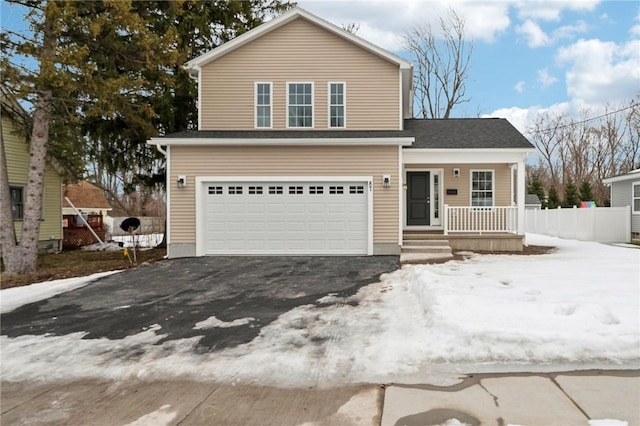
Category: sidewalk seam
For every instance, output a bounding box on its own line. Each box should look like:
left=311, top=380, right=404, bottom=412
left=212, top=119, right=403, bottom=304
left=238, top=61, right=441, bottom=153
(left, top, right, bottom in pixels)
left=549, top=376, right=590, bottom=420
left=176, top=386, right=218, bottom=425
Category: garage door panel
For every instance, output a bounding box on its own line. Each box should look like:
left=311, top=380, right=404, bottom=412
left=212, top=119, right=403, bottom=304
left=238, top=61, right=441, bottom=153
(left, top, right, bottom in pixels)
left=203, top=180, right=368, bottom=255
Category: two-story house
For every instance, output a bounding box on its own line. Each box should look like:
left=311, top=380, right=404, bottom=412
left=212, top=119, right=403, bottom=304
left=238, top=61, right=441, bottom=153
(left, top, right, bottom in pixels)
left=149, top=7, right=534, bottom=259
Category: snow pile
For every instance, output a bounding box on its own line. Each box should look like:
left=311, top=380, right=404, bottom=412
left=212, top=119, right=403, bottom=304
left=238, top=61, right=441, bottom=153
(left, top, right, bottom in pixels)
left=0, top=270, right=120, bottom=314
left=81, top=242, right=122, bottom=252
left=1, top=234, right=639, bottom=387
left=112, top=233, right=163, bottom=248
left=194, top=316, right=255, bottom=330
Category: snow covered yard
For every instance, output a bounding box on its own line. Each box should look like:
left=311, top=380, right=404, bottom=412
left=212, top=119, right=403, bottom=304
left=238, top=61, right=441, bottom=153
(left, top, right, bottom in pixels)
left=1, top=234, right=638, bottom=387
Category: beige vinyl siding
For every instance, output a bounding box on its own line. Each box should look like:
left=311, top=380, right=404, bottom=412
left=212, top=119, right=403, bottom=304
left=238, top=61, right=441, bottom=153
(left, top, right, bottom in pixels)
left=169, top=145, right=399, bottom=244
left=405, top=163, right=512, bottom=206
left=200, top=18, right=400, bottom=130
left=3, top=115, right=63, bottom=242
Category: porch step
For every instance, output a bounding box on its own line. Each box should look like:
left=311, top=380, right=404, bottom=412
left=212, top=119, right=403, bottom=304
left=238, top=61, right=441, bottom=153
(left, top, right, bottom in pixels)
left=400, top=237, right=453, bottom=264
left=401, top=244, right=452, bottom=254
left=400, top=252, right=454, bottom=265
left=402, top=239, right=450, bottom=247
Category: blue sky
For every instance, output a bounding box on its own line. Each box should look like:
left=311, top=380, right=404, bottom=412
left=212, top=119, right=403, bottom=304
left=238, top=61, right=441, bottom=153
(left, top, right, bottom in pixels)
left=298, top=0, right=640, bottom=132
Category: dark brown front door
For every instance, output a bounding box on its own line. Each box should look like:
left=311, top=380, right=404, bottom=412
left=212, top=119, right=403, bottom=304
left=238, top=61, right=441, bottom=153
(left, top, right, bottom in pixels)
left=407, top=172, right=430, bottom=226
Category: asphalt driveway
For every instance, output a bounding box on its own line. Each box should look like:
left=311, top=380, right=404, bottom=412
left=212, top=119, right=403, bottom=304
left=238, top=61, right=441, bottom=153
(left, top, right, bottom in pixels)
left=1, top=256, right=399, bottom=352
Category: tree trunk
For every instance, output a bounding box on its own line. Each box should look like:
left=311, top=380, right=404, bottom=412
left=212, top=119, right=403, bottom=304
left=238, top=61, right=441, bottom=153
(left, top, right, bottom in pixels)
left=0, top=115, right=20, bottom=271
left=2, top=9, right=56, bottom=275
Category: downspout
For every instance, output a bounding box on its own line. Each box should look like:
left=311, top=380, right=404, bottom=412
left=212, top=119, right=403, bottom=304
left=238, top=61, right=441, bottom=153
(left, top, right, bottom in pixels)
left=155, top=144, right=167, bottom=156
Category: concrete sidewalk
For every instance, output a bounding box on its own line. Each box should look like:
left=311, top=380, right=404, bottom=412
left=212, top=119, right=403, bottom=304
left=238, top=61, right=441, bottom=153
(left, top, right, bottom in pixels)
left=1, top=371, right=638, bottom=425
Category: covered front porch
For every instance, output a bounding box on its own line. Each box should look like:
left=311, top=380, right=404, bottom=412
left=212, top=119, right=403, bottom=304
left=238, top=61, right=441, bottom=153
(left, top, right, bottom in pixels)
left=400, top=148, right=529, bottom=253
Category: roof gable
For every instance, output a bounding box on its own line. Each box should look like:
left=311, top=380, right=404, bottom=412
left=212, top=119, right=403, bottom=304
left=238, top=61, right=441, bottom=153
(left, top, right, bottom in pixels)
left=186, top=7, right=412, bottom=71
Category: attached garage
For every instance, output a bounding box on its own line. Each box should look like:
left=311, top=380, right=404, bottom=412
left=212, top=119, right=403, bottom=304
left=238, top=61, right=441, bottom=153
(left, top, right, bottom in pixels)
left=195, top=177, right=373, bottom=255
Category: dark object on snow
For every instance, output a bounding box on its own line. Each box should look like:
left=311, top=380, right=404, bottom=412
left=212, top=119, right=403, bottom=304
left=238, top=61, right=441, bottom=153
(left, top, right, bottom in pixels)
left=120, top=217, right=141, bottom=233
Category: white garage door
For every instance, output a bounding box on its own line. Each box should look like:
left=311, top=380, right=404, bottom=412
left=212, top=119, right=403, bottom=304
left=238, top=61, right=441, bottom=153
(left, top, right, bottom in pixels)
left=201, top=180, right=370, bottom=255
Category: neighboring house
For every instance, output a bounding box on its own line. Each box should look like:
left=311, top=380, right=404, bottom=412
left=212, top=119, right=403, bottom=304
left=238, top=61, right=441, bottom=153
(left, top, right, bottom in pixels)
left=1, top=92, right=63, bottom=253
left=63, top=180, right=112, bottom=221
left=603, top=169, right=640, bottom=243
left=148, top=8, right=535, bottom=258
left=62, top=181, right=112, bottom=248
left=525, top=193, right=542, bottom=210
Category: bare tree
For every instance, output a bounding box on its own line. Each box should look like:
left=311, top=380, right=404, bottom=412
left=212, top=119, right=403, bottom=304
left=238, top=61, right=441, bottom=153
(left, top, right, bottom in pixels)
left=402, top=8, right=473, bottom=118
left=526, top=95, right=640, bottom=206
left=341, top=22, right=360, bottom=34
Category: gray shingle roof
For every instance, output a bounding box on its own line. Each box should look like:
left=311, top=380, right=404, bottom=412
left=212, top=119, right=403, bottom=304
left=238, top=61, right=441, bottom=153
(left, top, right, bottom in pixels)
left=160, top=118, right=534, bottom=150
left=525, top=194, right=542, bottom=205
left=404, top=118, right=534, bottom=149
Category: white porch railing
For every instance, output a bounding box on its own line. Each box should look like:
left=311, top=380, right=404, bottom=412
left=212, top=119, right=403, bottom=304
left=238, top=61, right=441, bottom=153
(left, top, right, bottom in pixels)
left=444, top=205, right=518, bottom=235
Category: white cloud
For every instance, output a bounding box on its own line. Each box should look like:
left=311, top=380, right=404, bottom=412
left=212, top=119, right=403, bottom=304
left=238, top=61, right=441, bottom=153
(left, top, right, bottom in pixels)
left=515, top=0, right=600, bottom=22
left=514, top=81, right=526, bottom=93
left=631, top=12, right=640, bottom=38
left=553, top=20, right=589, bottom=40
left=556, top=38, right=640, bottom=104
left=516, top=19, right=551, bottom=47
left=298, top=0, right=512, bottom=45
left=537, top=68, right=558, bottom=88
left=485, top=102, right=571, bottom=135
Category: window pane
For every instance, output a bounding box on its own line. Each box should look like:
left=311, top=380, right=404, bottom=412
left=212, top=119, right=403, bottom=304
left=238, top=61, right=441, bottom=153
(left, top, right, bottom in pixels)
left=288, top=83, right=312, bottom=127
left=10, top=187, right=23, bottom=219
left=471, top=171, right=493, bottom=207
left=634, top=185, right=640, bottom=197
left=634, top=199, right=640, bottom=213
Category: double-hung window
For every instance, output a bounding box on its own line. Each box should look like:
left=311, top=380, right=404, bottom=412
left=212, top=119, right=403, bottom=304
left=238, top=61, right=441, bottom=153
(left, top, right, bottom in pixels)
left=255, top=82, right=272, bottom=128
left=10, top=186, right=24, bottom=220
left=287, top=82, right=313, bottom=128
left=633, top=182, right=640, bottom=214
left=328, top=82, right=345, bottom=128
left=471, top=170, right=494, bottom=207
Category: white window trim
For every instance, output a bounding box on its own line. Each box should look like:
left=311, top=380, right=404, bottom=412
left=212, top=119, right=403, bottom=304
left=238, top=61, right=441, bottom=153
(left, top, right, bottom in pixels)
left=633, top=182, right=640, bottom=214
left=195, top=176, right=373, bottom=256
left=286, top=81, right=314, bottom=129
left=470, top=169, right=495, bottom=207
left=327, top=81, right=346, bottom=128
left=254, top=81, right=272, bottom=129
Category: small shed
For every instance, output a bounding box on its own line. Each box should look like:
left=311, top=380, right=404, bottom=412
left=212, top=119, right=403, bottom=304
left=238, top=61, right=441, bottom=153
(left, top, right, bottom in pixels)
left=603, top=169, right=640, bottom=243
left=525, top=193, right=542, bottom=210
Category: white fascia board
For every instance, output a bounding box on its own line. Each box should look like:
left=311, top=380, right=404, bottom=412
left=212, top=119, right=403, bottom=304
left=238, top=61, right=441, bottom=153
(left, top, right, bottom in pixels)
left=403, top=148, right=535, bottom=164
left=184, top=8, right=412, bottom=71
left=602, top=171, right=640, bottom=184
left=148, top=137, right=415, bottom=146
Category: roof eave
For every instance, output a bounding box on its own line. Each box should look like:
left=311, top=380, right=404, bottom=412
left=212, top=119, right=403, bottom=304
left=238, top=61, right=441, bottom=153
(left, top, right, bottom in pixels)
left=148, top=137, right=414, bottom=147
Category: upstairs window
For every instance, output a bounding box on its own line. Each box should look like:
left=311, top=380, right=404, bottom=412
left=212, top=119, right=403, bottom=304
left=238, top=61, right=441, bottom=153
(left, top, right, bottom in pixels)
left=471, top=170, right=494, bottom=207
left=633, top=182, right=640, bottom=214
left=255, top=82, right=272, bottom=128
left=287, top=82, right=313, bottom=128
left=329, top=82, right=345, bottom=128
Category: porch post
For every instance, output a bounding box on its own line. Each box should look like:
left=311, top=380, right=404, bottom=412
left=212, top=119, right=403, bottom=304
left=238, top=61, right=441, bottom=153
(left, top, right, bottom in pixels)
left=517, top=158, right=526, bottom=235
left=443, top=204, right=449, bottom=235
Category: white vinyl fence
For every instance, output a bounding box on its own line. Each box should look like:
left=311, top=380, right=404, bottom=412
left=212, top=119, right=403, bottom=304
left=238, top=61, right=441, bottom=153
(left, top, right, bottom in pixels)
left=525, top=206, right=631, bottom=243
